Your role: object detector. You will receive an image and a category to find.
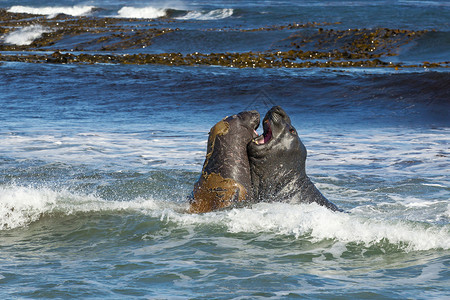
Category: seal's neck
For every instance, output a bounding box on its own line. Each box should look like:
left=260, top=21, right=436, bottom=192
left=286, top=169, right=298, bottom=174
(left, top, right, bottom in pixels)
left=249, top=154, right=307, bottom=201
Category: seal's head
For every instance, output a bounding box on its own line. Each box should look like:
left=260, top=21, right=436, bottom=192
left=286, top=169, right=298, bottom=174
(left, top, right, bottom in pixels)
left=204, top=110, right=260, bottom=172
left=249, top=106, right=306, bottom=174
left=248, top=106, right=341, bottom=211
left=248, top=106, right=307, bottom=199
left=225, top=110, right=260, bottom=143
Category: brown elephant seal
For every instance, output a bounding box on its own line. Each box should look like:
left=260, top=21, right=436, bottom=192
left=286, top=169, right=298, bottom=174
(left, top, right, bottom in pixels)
left=189, top=110, right=260, bottom=213
left=247, top=106, right=341, bottom=211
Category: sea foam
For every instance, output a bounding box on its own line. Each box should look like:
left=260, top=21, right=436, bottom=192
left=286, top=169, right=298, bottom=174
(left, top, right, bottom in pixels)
left=1, top=185, right=448, bottom=252
left=0, top=131, right=205, bottom=172
left=114, top=6, right=233, bottom=20
left=116, top=6, right=168, bottom=18
left=8, top=5, right=95, bottom=18
left=0, top=186, right=59, bottom=230
left=3, top=25, right=51, bottom=46
left=0, top=185, right=169, bottom=230
left=162, top=202, right=450, bottom=252
left=177, top=8, right=234, bottom=20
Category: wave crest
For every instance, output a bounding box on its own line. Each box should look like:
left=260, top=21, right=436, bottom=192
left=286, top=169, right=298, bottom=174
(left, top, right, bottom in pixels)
left=0, top=186, right=58, bottom=230
left=162, top=202, right=450, bottom=252
left=0, top=185, right=169, bottom=230
left=2, top=25, right=51, bottom=46
left=8, top=5, right=95, bottom=18
left=177, top=8, right=234, bottom=20
left=116, top=6, right=168, bottom=19
left=2, top=186, right=448, bottom=252
left=114, top=7, right=233, bottom=20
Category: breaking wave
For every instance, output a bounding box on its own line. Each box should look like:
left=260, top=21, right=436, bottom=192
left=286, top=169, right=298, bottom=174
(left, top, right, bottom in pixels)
left=0, top=185, right=176, bottom=231
left=163, top=202, right=450, bottom=252
left=2, top=25, right=51, bottom=46
left=1, top=185, right=448, bottom=252
left=7, top=5, right=95, bottom=18
left=177, top=8, right=234, bottom=20
left=113, top=6, right=234, bottom=20
left=116, top=6, right=168, bottom=19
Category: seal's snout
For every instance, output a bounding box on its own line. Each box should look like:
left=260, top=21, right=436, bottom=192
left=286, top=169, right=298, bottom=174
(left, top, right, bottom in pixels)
left=238, top=110, right=260, bottom=137
left=250, top=110, right=260, bottom=130
left=267, top=106, right=290, bottom=124
left=268, top=105, right=285, bottom=114
left=251, top=106, right=291, bottom=146
left=250, top=111, right=260, bottom=139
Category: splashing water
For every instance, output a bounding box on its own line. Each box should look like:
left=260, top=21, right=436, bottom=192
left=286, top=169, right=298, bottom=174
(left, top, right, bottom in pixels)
left=3, top=25, right=51, bottom=46
left=116, top=6, right=168, bottom=19
left=8, top=5, right=95, bottom=18
left=177, top=8, right=234, bottom=20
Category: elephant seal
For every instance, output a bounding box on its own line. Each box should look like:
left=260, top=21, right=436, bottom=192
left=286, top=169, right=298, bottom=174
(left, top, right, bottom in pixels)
left=247, top=106, right=341, bottom=211
left=189, top=110, right=260, bottom=213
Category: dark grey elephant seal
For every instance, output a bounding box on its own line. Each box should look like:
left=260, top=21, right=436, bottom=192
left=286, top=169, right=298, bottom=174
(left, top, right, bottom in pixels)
left=247, top=106, right=341, bottom=211
left=189, top=110, right=260, bottom=213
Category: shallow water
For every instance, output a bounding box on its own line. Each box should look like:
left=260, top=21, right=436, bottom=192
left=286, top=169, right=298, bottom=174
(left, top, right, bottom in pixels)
left=1, top=0, right=449, bottom=299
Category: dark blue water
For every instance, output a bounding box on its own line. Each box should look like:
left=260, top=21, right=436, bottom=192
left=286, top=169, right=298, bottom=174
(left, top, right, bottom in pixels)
left=1, top=1, right=449, bottom=299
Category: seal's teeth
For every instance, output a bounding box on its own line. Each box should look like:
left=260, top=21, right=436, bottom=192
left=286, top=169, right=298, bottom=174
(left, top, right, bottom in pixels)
left=253, top=139, right=259, bottom=145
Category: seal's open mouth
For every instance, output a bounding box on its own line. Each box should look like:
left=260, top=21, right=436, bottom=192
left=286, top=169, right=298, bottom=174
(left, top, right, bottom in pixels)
left=253, top=119, right=272, bottom=145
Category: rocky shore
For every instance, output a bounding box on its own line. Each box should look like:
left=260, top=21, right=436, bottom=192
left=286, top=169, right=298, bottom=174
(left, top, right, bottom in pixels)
left=1, top=9, right=448, bottom=68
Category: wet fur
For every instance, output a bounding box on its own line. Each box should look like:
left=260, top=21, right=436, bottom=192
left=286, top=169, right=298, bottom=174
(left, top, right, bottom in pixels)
left=248, top=106, right=341, bottom=211
left=189, top=111, right=259, bottom=213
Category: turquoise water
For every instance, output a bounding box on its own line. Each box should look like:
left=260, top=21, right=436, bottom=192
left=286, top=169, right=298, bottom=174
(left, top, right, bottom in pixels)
left=1, top=1, right=449, bottom=298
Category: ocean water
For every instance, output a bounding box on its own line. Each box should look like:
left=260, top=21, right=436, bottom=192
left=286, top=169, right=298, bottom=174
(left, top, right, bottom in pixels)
left=1, top=0, right=449, bottom=299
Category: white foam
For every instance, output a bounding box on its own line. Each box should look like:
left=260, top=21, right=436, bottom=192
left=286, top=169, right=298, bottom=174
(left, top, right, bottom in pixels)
left=116, top=6, right=168, bottom=19
left=2, top=25, right=51, bottom=46
left=422, top=183, right=447, bottom=188
left=387, top=194, right=442, bottom=208
left=0, top=185, right=177, bottom=230
left=162, top=202, right=450, bottom=251
left=0, top=185, right=58, bottom=230
left=1, top=185, right=448, bottom=251
left=177, top=8, right=234, bottom=20
left=303, top=127, right=450, bottom=179
left=399, top=0, right=450, bottom=7
left=0, top=131, right=206, bottom=171
left=8, top=5, right=95, bottom=18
